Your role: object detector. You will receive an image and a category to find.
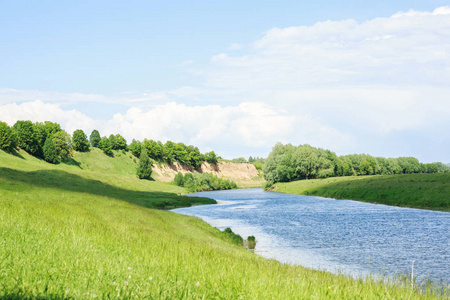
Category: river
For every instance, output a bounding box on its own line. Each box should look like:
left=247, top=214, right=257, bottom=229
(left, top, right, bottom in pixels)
left=172, top=188, right=449, bottom=283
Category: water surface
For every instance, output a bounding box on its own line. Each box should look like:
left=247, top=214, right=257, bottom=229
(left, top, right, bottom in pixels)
left=172, top=188, right=449, bottom=283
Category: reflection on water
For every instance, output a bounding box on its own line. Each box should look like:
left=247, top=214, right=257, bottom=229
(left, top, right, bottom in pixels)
left=172, top=188, right=450, bottom=282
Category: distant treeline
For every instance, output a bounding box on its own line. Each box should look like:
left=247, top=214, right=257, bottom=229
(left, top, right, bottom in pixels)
left=0, top=120, right=219, bottom=168
left=173, top=172, right=237, bottom=192
left=264, top=143, right=450, bottom=183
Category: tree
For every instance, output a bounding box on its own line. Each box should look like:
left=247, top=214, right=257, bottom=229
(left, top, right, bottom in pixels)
left=0, top=122, right=16, bottom=152
left=43, top=138, right=59, bottom=164
left=89, top=129, right=101, bottom=148
left=99, top=136, right=113, bottom=156
left=52, top=130, right=72, bottom=161
left=12, top=120, right=39, bottom=156
left=137, top=148, right=152, bottom=179
left=108, top=134, right=117, bottom=150
left=114, top=134, right=127, bottom=150
left=205, top=151, right=218, bottom=165
left=72, top=129, right=90, bottom=152
left=129, top=139, right=142, bottom=157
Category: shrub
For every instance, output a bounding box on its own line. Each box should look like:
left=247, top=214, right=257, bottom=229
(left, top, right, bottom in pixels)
left=174, top=172, right=184, bottom=186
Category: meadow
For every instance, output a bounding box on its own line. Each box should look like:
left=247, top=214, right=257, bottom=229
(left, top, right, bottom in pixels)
left=271, top=173, right=450, bottom=211
left=0, top=149, right=448, bottom=298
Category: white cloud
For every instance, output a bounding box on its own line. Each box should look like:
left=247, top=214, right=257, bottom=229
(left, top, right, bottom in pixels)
left=0, top=101, right=96, bottom=134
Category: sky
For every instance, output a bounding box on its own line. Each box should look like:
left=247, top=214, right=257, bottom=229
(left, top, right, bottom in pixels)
left=1, top=1, right=449, bottom=163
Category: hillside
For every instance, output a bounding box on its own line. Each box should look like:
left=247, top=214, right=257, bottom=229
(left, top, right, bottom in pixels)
left=271, top=174, right=450, bottom=211
left=0, top=149, right=444, bottom=299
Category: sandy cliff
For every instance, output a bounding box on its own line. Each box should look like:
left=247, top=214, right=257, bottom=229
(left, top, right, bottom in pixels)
left=152, top=161, right=262, bottom=187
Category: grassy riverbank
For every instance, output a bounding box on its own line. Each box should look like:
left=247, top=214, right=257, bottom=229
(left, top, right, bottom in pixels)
left=0, top=150, right=448, bottom=298
left=271, top=173, right=450, bottom=211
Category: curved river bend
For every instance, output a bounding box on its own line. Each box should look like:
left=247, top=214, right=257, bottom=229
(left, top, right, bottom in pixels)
left=172, top=188, right=449, bottom=283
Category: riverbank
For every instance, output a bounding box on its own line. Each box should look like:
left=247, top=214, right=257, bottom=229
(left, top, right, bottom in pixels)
left=0, top=150, right=447, bottom=298
left=270, top=173, right=450, bottom=211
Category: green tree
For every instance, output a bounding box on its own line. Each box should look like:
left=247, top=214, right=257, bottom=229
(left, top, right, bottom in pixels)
left=89, top=129, right=101, bottom=148
left=99, top=136, right=113, bottom=156
left=205, top=151, right=218, bottom=164
left=0, top=122, right=16, bottom=152
left=137, top=148, right=152, bottom=180
left=115, top=134, right=127, bottom=150
left=187, top=145, right=203, bottom=169
left=52, top=130, right=72, bottom=161
left=72, top=129, right=90, bottom=152
left=129, top=139, right=142, bottom=157
left=108, top=134, right=118, bottom=150
left=43, top=138, right=59, bottom=164
left=12, top=120, right=39, bottom=156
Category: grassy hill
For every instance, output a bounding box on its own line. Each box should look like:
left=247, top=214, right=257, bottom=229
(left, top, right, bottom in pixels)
left=0, top=149, right=447, bottom=298
left=271, top=173, right=450, bottom=211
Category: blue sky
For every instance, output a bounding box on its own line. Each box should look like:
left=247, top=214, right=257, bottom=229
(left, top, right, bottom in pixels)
left=1, top=1, right=449, bottom=162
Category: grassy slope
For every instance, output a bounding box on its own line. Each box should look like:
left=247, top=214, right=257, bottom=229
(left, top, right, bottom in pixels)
left=0, top=150, right=447, bottom=299
left=272, top=174, right=450, bottom=211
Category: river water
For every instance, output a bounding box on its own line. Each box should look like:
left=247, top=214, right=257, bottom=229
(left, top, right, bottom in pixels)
left=172, top=188, right=449, bottom=283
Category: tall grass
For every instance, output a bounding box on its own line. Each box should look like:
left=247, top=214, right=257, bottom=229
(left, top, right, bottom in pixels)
left=272, top=173, right=450, bottom=211
left=0, top=150, right=448, bottom=298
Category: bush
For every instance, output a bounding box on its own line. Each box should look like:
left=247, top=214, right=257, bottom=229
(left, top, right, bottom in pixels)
left=223, top=228, right=243, bottom=246
left=174, top=172, right=184, bottom=186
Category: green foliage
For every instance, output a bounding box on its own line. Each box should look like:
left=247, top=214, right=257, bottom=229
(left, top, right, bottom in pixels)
left=52, top=130, right=72, bottom=161
left=12, top=120, right=40, bottom=156
left=114, top=134, right=127, bottom=150
left=0, top=121, right=16, bottom=152
left=204, top=151, right=218, bottom=164
left=99, top=136, right=113, bottom=156
left=137, top=148, right=153, bottom=180
left=231, top=157, right=248, bottom=163
left=129, top=139, right=142, bottom=157
left=72, top=129, right=90, bottom=152
left=265, top=142, right=450, bottom=183
left=43, top=138, right=59, bottom=164
left=223, top=227, right=244, bottom=246
left=174, top=172, right=184, bottom=186
left=89, top=129, right=101, bottom=148
left=182, top=172, right=237, bottom=192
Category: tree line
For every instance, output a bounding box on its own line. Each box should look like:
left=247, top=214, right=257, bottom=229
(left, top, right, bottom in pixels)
left=0, top=120, right=219, bottom=169
left=264, top=143, right=450, bottom=183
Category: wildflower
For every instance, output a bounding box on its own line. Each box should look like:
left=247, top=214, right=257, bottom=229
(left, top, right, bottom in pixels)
left=128, top=267, right=132, bottom=270
left=328, top=286, right=332, bottom=290
left=129, top=275, right=131, bottom=279
left=124, top=281, right=128, bottom=286
left=149, top=277, right=153, bottom=281
left=196, top=282, right=200, bottom=287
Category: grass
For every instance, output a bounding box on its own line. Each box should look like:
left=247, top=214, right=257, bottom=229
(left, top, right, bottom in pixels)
left=0, top=149, right=448, bottom=298
left=272, top=173, right=450, bottom=211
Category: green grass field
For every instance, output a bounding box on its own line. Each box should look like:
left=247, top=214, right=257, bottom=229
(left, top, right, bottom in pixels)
left=0, top=149, right=448, bottom=298
left=272, top=173, right=450, bottom=211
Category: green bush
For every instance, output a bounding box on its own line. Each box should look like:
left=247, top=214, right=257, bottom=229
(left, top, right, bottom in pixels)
left=174, top=172, right=184, bottom=186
